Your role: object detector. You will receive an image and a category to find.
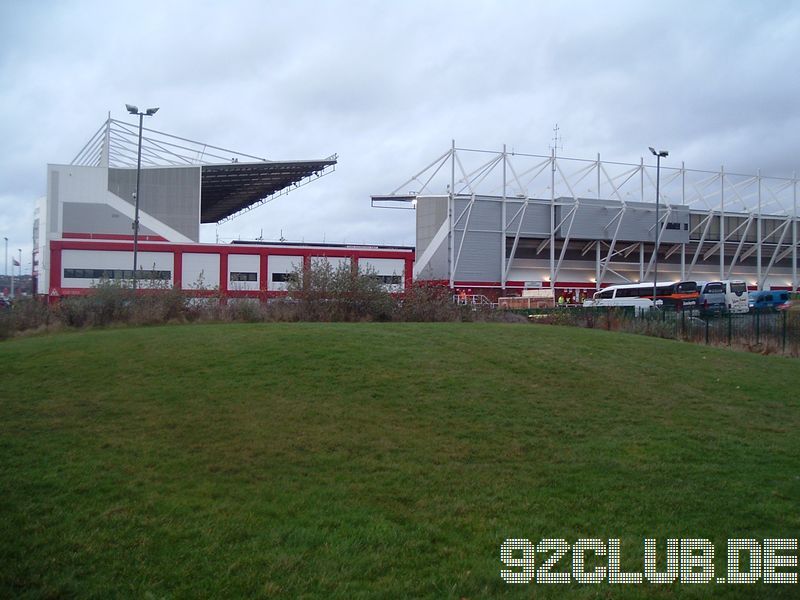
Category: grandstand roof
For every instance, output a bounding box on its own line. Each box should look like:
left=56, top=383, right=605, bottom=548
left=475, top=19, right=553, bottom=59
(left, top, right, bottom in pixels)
left=200, top=160, right=337, bottom=223
left=72, top=116, right=337, bottom=223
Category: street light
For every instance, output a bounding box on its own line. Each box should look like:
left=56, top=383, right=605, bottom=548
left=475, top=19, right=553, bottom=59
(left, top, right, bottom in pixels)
left=126, top=104, right=159, bottom=290
left=649, top=147, right=668, bottom=307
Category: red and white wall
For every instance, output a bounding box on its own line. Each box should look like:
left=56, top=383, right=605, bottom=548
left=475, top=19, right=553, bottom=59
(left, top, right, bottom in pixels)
left=45, top=239, right=413, bottom=298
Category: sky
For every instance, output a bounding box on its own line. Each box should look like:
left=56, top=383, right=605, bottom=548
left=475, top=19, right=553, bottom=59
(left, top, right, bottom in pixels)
left=1, top=0, right=799, bottom=274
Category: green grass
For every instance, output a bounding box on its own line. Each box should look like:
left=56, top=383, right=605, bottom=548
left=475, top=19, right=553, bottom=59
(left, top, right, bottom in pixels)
left=1, top=323, right=799, bottom=598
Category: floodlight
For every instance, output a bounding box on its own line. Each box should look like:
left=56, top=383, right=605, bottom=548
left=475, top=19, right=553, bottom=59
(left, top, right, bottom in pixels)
left=146, top=107, right=159, bottom=116
left=126, top=104, right=138, bottom=114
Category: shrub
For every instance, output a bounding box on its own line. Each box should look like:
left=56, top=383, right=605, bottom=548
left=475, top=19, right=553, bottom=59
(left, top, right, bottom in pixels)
left=394, top=282, right=460, bottom=322
left=287, top=260, right=395, bottom=322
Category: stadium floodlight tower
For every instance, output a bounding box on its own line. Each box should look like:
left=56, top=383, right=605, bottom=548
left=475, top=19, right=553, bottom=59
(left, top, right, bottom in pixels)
left=649, top=146, right=669, bottom=307
left=126, top=103, right=159, bottom=291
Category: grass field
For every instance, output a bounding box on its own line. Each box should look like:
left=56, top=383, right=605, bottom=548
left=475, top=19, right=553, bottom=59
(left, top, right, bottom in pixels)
left=1, top=323, right=799, bottom=598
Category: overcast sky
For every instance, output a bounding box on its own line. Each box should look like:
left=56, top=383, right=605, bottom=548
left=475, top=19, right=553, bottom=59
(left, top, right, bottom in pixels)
left=1, top=1, right=799, bottom=273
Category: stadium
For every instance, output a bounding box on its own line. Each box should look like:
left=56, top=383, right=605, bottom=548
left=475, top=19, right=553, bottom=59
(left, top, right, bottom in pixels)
left=375, top=143, right=799, bottom=302
left=33, top=120, right=798, bottom=303
left=33, top=116, right=414, bottom=299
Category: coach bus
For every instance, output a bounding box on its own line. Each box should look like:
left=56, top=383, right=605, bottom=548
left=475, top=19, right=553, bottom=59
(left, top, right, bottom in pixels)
left=584, top=281, right=699, bottom=311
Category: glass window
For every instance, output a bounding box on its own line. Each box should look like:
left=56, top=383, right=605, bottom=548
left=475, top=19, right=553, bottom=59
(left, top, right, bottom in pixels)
left=230, top=272, right=258, bottom=282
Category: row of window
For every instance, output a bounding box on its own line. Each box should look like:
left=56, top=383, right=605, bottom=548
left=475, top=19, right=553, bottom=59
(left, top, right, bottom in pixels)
left=63, top=268, right=171, bottom=281
left=596, top=282, right=698, bottom=299
left=65, top=269, right=402, bottom=285
left=240, top=273, right=400, bottom=283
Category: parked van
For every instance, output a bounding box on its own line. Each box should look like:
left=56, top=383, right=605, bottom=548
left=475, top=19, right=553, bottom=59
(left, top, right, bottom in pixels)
left=719, top=280, right=749, bottom=314
left=696, top=281, right=726, bottom=316
left=748, top=290, right=791, bottom=312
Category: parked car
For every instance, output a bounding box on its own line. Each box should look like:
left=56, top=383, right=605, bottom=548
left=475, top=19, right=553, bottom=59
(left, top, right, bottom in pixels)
left=748, top=290, right=791, bottom=312
left=696, top=281, right=726, bottom=316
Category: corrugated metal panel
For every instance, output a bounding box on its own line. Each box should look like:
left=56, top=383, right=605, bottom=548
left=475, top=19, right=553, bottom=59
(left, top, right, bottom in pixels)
left=453, top=197, right=471, bottom=229
left=454, top=230, right=502, bottom=281
left=62, top=202, right=157, bottom=236
left=556, top=198, right=689, bottom=243
left=468, top=196, right=502, bottom=230
left=415, top=196, right=448, bottom=256
left=108, top=167, right=201, bottom=241
left=420, top=240, right=450, bottom=280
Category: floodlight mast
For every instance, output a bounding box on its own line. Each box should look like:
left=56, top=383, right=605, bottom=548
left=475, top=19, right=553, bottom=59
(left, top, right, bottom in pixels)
left=649, top=146, right=669, bottom=307
left=126, top=104, right=159, bottom=291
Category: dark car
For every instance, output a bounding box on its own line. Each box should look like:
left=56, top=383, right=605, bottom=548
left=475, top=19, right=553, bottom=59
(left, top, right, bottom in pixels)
left=697, top=281, right=726, bottom=316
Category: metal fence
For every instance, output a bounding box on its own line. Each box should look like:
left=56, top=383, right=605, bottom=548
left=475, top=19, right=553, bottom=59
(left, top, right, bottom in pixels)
left=519, top=307, right=800, bottom=356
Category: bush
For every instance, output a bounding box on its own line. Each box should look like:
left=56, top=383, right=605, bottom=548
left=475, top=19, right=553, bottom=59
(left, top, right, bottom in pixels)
left=287, top=260, right=395, bottom=321
left=394, top=282, right=460, bottom=322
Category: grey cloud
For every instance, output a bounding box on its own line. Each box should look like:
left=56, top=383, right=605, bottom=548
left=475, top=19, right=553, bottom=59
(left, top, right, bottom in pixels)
left=2, top=1, right=799, bottom=262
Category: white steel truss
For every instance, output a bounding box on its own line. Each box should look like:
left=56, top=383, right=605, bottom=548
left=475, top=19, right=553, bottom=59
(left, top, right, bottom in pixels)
left=377, top=143, right=799, bottom=291
left=72, top=116, right=273, bottom=167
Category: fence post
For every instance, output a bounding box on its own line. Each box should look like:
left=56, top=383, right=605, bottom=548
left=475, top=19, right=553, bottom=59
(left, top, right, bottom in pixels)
left=681, top=307, right=685, bottom=338
left=783, top=310, right=787, bottom=353
left=727, top=312, right=732, bottom=346
left=705, top=317, right=709, bottom=345
left=755, top=311, right=760, bottom=345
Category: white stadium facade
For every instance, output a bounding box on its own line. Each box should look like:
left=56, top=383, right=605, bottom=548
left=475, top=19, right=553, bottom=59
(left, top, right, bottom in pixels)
left=373, top=143, right=799, bottom=301
left=33, top=117, right=413, bottom=299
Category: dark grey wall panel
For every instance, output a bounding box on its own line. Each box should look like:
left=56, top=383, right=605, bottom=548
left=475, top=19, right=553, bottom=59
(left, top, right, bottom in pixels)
left=416, top=196, right=448, bottom=256
left=108, top=166, right=200, bottom=241
left=62, top=202, right=156, bottom=236
left=556, top=198, right=689, bottom=243
left=453, top=230, right=502, bottom=281
left=514, top=201, right=551, bottom=236
left=467, top=197, right=502, bottom=230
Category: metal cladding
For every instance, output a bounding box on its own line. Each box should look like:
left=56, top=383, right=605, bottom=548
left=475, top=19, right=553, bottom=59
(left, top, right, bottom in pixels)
left=377, top=144, right=799, bottom=291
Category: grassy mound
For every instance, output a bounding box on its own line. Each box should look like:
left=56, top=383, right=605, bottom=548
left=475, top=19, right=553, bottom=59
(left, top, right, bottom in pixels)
left=1, top=323, right=799, bottom=598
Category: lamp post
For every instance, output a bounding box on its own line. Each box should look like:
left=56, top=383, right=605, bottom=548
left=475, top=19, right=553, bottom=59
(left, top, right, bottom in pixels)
left=649, top=147, right=669, bottom=307
left=3, top=237, right=7, bottom=278
left=125, top=104, right=159, bottom=290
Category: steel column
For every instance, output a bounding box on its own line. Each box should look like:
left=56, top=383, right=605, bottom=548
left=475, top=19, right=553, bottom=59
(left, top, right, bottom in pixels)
left=720, top=166, right=725, bottom=279
left=757, top=170, right=762, bottom=289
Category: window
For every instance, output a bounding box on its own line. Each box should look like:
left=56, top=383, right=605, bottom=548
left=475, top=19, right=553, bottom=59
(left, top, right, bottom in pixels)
left=271, top=273, right=293, bottom=283
left=370, top=275, right=402, bottom=285
left=63, top=268, right=170, bottom=280
left=730, top=282, right=747, bottom=294
left=230, top=272, right=257, bottom=282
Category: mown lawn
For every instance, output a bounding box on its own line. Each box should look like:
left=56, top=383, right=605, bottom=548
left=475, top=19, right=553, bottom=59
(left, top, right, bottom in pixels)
left=1, top=323, right=799, bottom=598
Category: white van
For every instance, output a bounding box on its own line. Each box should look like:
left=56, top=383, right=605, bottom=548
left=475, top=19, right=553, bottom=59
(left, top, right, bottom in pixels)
left=719, top=280, right=749, bottom=314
